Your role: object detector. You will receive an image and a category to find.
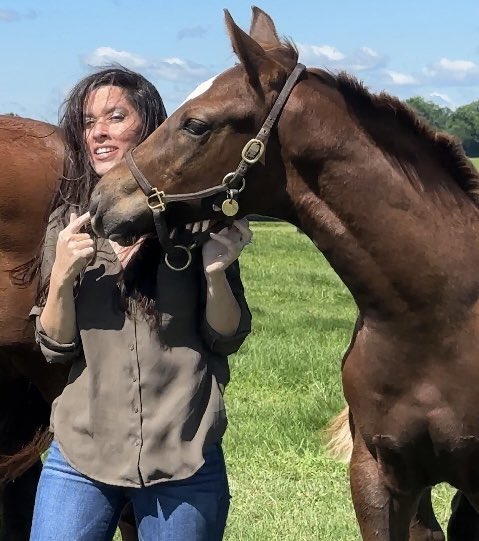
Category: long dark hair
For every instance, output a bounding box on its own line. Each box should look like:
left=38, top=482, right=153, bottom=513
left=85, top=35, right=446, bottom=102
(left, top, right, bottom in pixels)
left=53, top=65, right=167, bottom=221
left=37, top=66, right=168, bottom=325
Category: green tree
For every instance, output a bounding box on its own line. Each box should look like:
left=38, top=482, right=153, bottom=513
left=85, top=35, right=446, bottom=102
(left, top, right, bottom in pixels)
left=405, top=96, right=452, bottom=131
left=449, top=101, right=479, bottom=156
left=406, top=97, right=479, bottom=157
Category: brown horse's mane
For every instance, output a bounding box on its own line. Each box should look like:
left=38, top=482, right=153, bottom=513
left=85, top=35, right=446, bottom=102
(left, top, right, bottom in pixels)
left=306, top=68, right=479, bottom=206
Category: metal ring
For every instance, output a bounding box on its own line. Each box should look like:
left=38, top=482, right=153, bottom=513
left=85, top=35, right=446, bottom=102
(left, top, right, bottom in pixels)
left=164, top=245, right=192, bottom=271
left=222, top=172, right=246, bottom=193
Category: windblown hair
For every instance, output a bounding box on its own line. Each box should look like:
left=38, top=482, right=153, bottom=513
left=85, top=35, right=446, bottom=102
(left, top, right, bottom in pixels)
left=53, top=65, right=167, bottom=221
left=36, top=66, right=168, bottom=325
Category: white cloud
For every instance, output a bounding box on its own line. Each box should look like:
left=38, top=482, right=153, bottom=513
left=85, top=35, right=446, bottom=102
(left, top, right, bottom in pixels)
left=297, top=42, right=386, bottom=73
left=151, top=58, right=211, bottom=82
left=85, top=47, right=149, bottom=69
left=84, top=47, right=212, bottom=83
left=384, top=70, right=418, bottom=85
left=429, top=92, right=454, bottom=106
left=422, top=57, right=479, bottom=84
left=297, top=43, right=345, bottom=64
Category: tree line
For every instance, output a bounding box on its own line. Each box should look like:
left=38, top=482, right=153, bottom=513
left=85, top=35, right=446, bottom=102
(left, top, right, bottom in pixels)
left=406, top=97, right=479, bottom=157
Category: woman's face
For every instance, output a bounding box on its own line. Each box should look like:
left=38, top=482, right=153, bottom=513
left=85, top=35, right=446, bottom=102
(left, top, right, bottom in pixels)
left=84, top=85, right=142, bottom=177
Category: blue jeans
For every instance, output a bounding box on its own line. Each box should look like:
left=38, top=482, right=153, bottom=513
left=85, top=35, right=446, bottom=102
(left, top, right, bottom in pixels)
left=30, top=441, right=230, bottom=541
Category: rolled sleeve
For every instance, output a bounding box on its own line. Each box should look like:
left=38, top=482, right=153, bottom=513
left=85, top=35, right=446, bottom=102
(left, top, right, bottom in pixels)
left=201, top=261, right=252, bottom=356
left=29, top=306, right=82, bottom=364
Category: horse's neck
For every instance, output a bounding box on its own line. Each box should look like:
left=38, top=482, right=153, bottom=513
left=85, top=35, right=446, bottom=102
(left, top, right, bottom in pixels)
left=289, top=145, right=479, bottom=322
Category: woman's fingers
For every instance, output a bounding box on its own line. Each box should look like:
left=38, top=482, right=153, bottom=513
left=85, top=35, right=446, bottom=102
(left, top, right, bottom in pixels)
left=66, top=212, right=91, bottom=234
left=69, top=239, right=94, bottom=251
left=210, top=232, right=234, bottom=249
left=233, top=219, right=253, bottom=244
left=73, top=247, right=95, bottom=259
left=70, top=233, right=92, bottom=242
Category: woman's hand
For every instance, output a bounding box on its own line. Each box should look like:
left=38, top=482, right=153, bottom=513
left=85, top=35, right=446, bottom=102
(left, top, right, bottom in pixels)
left=51, top=212, right=95, bottom=287
left=201, top=218, right=253, bottom=275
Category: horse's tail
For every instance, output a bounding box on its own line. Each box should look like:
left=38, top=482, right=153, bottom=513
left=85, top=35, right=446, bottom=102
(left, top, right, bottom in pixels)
left=325, top=405, right=353, bottom=463
left=0, top=428, right=52, bottom=482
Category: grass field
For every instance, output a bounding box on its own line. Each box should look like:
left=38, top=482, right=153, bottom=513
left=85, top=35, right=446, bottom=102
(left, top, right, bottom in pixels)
left=472, top=157, right=479, bottom=169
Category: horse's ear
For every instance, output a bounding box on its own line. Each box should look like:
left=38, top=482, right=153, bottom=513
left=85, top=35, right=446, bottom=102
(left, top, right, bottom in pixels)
left=249, top=6, right=281, bottom=48
left=224, top=9, right=281, bottom=96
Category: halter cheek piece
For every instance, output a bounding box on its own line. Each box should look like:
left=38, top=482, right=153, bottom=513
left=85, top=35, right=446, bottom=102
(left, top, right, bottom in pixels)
left=125, top=63, right=306, bottom=271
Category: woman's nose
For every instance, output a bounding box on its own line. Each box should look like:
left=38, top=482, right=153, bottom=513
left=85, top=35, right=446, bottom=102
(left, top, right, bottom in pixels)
left=92, top=119, right=109, bottom=140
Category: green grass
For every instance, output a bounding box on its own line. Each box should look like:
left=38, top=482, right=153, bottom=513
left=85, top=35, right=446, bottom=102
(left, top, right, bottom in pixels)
left=114, top=221, right=459, bottom=540
left=224, top=223, right=357, bottom=540
left=471, top=156, right=479, bottom=169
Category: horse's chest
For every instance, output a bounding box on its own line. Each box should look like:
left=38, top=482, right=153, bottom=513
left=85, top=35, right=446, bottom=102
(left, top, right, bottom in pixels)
left=360, top=391, right=479, bottom=488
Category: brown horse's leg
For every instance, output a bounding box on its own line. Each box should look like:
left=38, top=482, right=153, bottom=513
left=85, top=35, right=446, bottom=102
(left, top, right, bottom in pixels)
left=409, top=488, right=445, bottom=541
left=447, top=491, right=479, bottom=541
left=350, top=432, right=419, bottom=541
left=118, top=503, right=138, bottom=541
left=0, top=460, right=42, bottom=541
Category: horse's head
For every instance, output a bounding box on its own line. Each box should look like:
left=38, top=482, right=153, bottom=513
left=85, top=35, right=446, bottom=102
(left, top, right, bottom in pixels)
left=90, top=7, right=300, bottom=242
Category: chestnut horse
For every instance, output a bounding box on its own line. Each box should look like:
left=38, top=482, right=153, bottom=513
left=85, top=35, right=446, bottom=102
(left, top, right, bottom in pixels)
left=0, top=116, right=137, bottom=540
left=89, top=7, right=479, bottom=540
left=0, top=115, right=67, bottom=540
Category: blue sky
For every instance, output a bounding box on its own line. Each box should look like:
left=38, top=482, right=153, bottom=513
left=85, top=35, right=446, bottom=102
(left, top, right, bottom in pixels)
left=1, top=0, right=478, bottom=123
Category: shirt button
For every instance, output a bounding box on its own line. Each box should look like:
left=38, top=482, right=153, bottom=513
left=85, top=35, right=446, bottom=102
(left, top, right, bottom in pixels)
left=133, top=377, right=137, bottom=382
left=135, top=440, right=140, bottom=447
left=134, top=407, right=139, bottom=413
left=129, top=344, right=135, bottom=351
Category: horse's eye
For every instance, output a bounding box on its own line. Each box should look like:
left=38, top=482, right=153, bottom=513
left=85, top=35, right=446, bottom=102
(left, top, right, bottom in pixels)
left=182, top=119, right=209, bottom=136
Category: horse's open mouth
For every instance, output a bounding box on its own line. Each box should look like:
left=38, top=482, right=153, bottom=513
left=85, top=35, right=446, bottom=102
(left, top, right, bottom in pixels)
left=108, top=233, right=139, bottom=246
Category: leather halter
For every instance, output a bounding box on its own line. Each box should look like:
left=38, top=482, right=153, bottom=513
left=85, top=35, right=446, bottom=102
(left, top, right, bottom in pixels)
left=125, top=63, right=306, bottom=271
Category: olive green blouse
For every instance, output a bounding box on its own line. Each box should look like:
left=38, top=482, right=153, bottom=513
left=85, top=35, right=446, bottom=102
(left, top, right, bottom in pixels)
left=30, top=212, right=251, bottom=487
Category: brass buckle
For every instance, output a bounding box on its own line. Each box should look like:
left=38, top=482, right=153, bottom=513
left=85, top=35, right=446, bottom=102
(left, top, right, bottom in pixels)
left=147, top=188, right=166, bottom=211
left=241, top=139, right=265, bottom=164
left=164, top=245, right=192, bottom=271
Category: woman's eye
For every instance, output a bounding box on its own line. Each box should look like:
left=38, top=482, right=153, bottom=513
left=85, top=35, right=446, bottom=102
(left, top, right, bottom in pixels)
left=111, top=114, right=125, bottom=122
left=183, top=119, right=209, bottom=136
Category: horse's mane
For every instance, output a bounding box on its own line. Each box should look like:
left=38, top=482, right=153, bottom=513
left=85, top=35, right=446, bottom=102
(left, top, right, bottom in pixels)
left=307, top=68, right=479, bottom=206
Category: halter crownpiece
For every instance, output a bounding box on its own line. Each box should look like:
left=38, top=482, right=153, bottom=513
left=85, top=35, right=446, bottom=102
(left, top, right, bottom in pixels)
left=125, top=62, right=306, bottom=270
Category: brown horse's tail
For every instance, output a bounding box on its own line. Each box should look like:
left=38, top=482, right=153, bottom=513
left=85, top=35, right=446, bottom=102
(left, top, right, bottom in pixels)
left=325, top=406, right=353, bottom=463
left=0, top=428, right=52, bottom=483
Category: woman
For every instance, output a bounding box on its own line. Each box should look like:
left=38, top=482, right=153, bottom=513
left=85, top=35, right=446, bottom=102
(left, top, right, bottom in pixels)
left=29, top=66, right=252, bottom=541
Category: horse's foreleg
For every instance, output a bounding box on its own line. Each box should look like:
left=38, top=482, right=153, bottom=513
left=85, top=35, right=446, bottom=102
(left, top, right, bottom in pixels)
left=408, top=487, right=445, bottom=541
left=0, top=460, right=42, bottom=541
left=447, top=490, right=479, bottom=540
left=118, top=502, right=138, bottom=541
left=350, top=431, right=419, bottom=541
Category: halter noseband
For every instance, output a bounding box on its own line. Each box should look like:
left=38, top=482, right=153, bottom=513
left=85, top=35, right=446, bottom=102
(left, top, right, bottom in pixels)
left=125, top=63, right=306, bottom=271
